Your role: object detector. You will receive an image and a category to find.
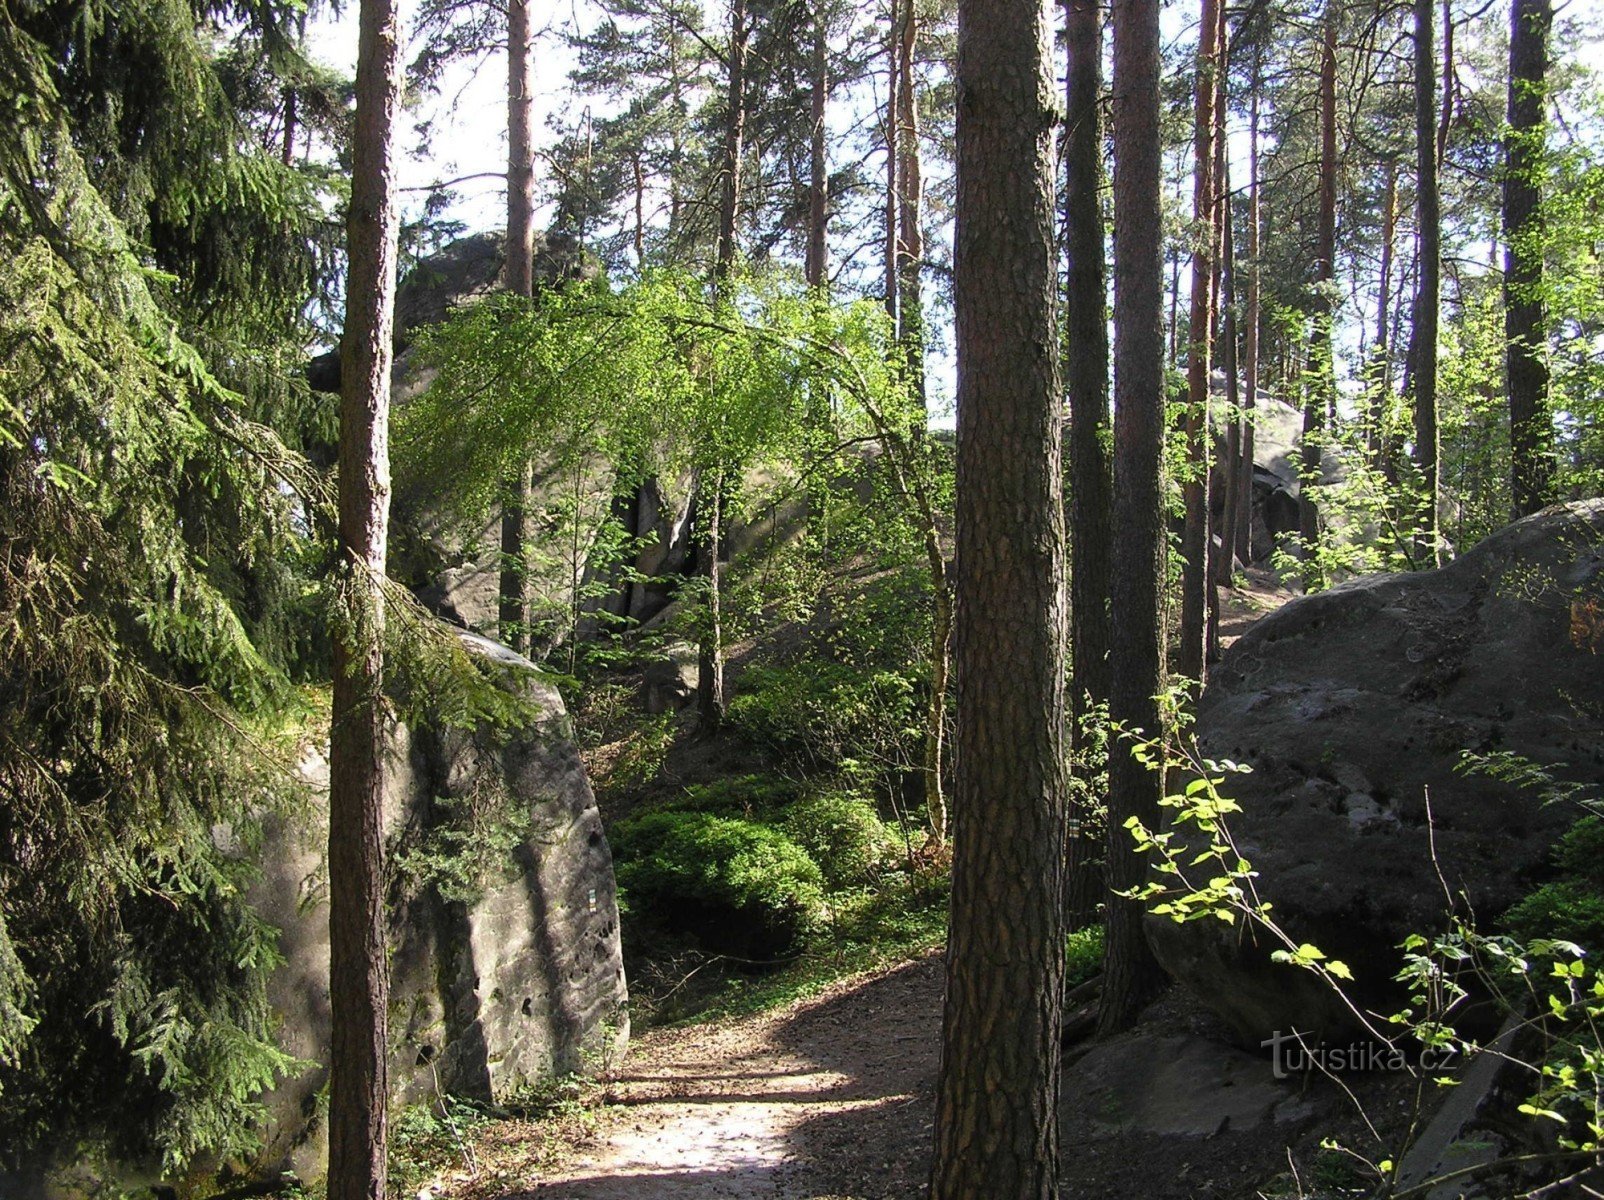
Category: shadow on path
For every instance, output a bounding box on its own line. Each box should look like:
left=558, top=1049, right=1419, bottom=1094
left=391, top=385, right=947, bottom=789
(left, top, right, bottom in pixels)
left=500, top=952, right=944, bottom=1199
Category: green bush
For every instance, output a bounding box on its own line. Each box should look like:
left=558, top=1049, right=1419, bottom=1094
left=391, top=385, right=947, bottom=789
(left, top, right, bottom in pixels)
left=612, top=812, right=826, bottom=958
left=1065, top=924, right=1105, bottom=988
left=657, top=773, right=804, bottom=819
left=1505, top=816, right=1604, bottom=952
left=784, top=791, right=892, bottom=888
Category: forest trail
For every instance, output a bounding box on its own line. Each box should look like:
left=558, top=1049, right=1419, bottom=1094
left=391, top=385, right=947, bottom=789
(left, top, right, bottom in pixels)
left=507, top=954, right=944, bottom=1199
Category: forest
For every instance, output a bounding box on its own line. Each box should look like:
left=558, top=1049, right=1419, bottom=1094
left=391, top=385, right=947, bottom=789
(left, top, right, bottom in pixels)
left=0, top=0, right=1602, bottom=1194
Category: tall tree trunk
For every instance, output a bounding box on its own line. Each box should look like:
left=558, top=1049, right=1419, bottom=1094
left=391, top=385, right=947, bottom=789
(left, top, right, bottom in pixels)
left=716, top=0, right=748, bottom=279
left=897, top=0, right=925, bottom=399
left=634, top=152, right=647, bottom=267
left=281, top=86, right=298, bottom=165
left=1179, top=0, right=1222, bottom=686
left=1438, top=0, right=1454, bottom=163
left=1411, top=0, right=1442, bottom=564
left=929, top=0, right=1067, bottom=1187
left=499, top=0, right=535, bottom=654
left=1368, top=159, right=1397, bottom=461
left=1064, top=0, right=1112, bottom=931
left=1204, top=18, right=1230, bottom=662
left=1299, top=6, right=1337, bottom=585
left=328, top=0, right=402, bottom=1195
left=696, top=475, right=727, bottom=729
left=1505, top=0, right=1551, bottom=516
left=1236, top=54, right=1261, bottom=570
left=884, top=0, right=901, bottom=329
left=700, top=0, right=749, bottom=731
left=1214, top=149, right=1245, bottom=596
left=806, top=7, right=829, bottom=289
left=1099, top=0, right=1168, bottom=1038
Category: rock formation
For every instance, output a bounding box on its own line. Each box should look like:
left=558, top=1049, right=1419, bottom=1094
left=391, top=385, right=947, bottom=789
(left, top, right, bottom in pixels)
left=1149, top=500, right=1604, bottom=1043
left=248, top=633, right=627, bottom=1183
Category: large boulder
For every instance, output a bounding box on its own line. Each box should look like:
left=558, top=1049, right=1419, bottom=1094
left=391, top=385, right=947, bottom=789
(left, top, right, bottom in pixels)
left=246, top=633, right=628, bottom=1183
left=1149, top=501, right=1604, bottom=1044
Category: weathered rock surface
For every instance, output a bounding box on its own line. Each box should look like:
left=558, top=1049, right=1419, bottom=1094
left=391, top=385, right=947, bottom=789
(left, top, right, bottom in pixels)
left=1149, top=500, right=1604, bottom=1043
left=248, top=632, right=627, bottom=1182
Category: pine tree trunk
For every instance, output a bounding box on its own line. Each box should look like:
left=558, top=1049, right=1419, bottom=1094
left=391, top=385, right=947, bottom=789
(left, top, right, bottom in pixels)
left=1411, top=0, right=1442, bottom=564
left=1204, top=22, right=1229, bottom=663
left=929, top=0, right=1068, bottom=1186
left=328, top=0, right=402, bottom=1195
left=1099, top=0, right=1169, bottom=1038
left=884, top=0, right=901, bottom=330
left=1505, top=0, right=1551, bottom=517
left=1237, top=58, right=1261, bottom=570
left=696, top=474, right=726, bottom=731
left=1214, top=146, right=1244, bottom=596
left=716, top=0, right=748, bottom=278
left=700, top=0, right=748, bottom=730
left=499, top=0, right=535, bottom=654
left=806, top=9, right=829, bottom=289
left=1368, top=160, right=1397, bottom=462
left=897, top=0, right=925, bottom=400
left=1179, top=0, right=1221, bottom=686
left=1064, top=0, right=1112, bottom=931
left=1299, top=6, right=1337, bottom=584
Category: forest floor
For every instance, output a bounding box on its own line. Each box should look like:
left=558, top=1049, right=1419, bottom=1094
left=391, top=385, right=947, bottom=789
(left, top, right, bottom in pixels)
left=441, top=948, right=1411, bottom=1200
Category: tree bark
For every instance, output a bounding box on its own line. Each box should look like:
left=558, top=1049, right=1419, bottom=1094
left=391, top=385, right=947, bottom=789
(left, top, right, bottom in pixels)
left=1063, top=0, right=1112, bottom=931
left=1237, top=54, right=1261, bottom=570
left=806, top=7, right=829, bottom=289
left=884, top=0, right=901, bottom=330
left=1299, top=5, right=1337, bottom=584
left=897, top=0, right=925, bottom=400
left=1411, top=0, right=1442, bottom=564
left=1214, top=147, right=1244, bottom=596
left=696, top=473, right=727, bottom=730
left=1204, top=18, right=1229, bottom=663
left=716, top=0, right=748, bottom=278
left=700, top=0, right=749, bottom=730
left=928, top=0, right=1067, bottom=1188
left=1505, top=0, right=1551, bottom=517
left=1098, top=0, right=1168, bottom=1038
left=1179, top=0, right=1222, bottom=686
left=328, top=0, right=402, bottom=1195
left=1368, top=159, right=1397, bottom=462
left=499, top=0, right=536, bottom=654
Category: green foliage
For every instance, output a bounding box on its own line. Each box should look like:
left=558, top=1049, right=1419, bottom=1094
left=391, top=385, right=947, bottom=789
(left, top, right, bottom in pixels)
left=0, top=14, right=340, bottom=1173
left=783, top=792, right=893, bottom=888
left=389, top=1095, right=494, bottom=1199
left=1506, top=818, right=1604, bottom=953
left=611, top=812, right=826, bottom=957
left=656, top=774, right=806, bottom=818
left=1063, top=926, right=1105, bottom=989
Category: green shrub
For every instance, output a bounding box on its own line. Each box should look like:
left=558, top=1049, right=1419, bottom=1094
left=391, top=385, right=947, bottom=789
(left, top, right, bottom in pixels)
left=612, top=812, right=826, bottom=958
left=1065, top=925, right=1105, bottom=988
left=657, top=773, right=804, bottom=819
left=1505, top=816, right=1604, bottom=952
left=784, top=791, right=892, bottom=888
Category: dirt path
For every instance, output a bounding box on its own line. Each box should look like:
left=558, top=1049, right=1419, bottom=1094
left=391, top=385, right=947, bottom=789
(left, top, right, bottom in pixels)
left=490, top=948, right=1373, bottom=1200
left=505, top=954, right=944, bottom=1199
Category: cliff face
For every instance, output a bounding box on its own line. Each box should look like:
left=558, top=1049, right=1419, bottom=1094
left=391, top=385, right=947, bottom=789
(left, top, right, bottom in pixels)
left=249, top=632, right=628, bottom=1182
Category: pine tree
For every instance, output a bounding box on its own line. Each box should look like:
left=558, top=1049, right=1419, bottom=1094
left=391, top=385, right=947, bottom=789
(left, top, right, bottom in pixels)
left=327, top=0, right=403, bottom=1193
left=929, top=0, right=1068, bottom=1188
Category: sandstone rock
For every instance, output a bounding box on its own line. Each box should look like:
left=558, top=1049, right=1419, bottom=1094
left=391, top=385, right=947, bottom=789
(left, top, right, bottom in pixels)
left=1148, top=500, right=1604, bottom=1044
left=247, top=632, right=628, bottom=1182
left=641, top=641, right=701, bottom=715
